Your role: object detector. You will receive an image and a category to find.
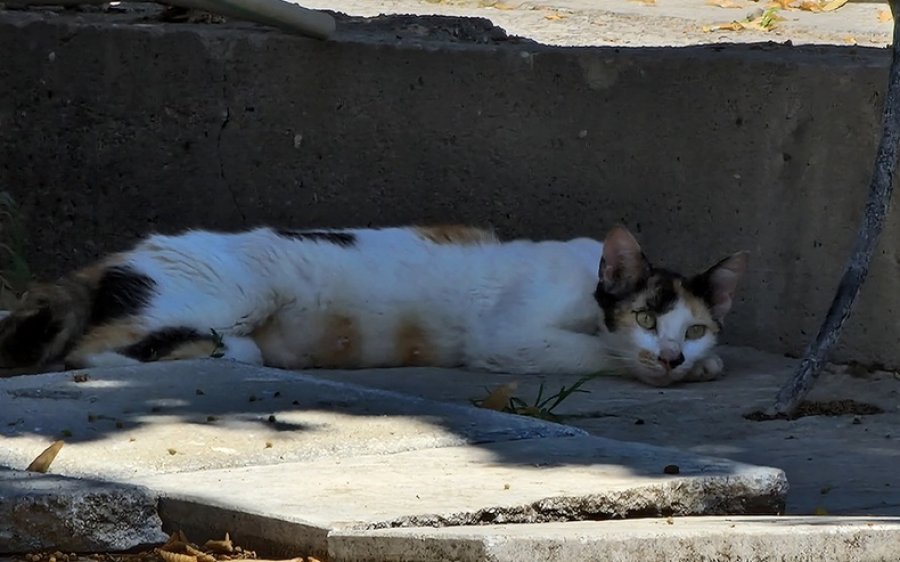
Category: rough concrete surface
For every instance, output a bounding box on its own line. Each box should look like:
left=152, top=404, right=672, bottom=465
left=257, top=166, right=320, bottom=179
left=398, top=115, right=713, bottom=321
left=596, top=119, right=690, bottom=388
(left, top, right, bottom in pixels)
left=309, top=345, right=900, bottom=516
left=1, top=8, right=900, bottom=367
left=142, top=435, right=784, bottom=556
left=0, top=360, right=583, bottom=479
left=328, top=516, right=900, bottom=562
left=0, top=468, right=167, bottom=553
left=0, top=360, right=787, bottom=556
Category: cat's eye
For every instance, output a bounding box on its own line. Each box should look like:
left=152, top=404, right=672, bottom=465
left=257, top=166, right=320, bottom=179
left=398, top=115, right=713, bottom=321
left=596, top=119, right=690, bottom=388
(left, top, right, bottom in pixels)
left=635, top=311, right=656, bottom=330
left=686, top=324, right=707, bottom=340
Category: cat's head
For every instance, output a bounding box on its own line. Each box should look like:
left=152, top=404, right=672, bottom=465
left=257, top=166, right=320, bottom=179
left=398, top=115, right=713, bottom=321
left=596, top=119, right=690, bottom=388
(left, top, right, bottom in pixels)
left=594, top=226, right=748, bottom=387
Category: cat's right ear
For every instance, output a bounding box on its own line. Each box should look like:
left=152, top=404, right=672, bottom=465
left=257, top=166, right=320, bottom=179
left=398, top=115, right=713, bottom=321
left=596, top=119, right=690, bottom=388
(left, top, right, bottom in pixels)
left=598, top=226, right=650, bottom=296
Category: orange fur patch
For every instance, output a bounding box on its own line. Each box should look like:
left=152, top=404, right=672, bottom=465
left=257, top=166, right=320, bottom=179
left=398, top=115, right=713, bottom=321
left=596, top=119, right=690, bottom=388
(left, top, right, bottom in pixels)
left=414, top=225, right=497, bottom=246
left=313, top=313, right=361, bottom=368
left=161, top=340, right=219, bottom=361
left=395, top=317, right=434, bottom=366
left=66, top=319, right=145, bottom=363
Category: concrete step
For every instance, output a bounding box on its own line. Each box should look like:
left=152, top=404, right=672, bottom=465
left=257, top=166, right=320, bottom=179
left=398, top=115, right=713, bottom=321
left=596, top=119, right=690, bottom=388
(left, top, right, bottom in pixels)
left=328, top=516, right=900, bottom=562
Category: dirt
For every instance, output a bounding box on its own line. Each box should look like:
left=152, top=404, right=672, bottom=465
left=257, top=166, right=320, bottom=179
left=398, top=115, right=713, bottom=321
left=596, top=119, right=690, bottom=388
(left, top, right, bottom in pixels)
left=743, top=399, right=886, bottom=421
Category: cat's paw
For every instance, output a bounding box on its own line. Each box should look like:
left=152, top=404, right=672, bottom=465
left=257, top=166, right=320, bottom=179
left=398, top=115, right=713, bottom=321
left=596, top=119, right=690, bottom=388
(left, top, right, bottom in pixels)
left=685, top=354, right=724, bottom=382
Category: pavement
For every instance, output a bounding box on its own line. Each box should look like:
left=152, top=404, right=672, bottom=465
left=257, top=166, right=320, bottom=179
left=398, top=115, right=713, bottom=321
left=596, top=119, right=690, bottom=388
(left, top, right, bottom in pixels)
left=308, top=0, right=895, bottom=48
left=1, top=347, right=899, bottom=561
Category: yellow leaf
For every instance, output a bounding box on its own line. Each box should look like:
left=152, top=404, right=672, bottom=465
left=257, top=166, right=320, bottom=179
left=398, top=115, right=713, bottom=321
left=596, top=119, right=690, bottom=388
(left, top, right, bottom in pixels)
left=26, top=440, right=64, bottom=473
left=797, top=1, right=822, bottom=11
left=879, top=9, right=893, bottom=22
left=820, top=0, right=848, bottom=11
left=844, top=35, right=857, bottom=44
left=544, top=11, right=566, bottom=20
left=478, top=382, right=518, bottom=411
left=768, top=0, right=793, bottom=9
left=630, top=0, right=656, bottom=4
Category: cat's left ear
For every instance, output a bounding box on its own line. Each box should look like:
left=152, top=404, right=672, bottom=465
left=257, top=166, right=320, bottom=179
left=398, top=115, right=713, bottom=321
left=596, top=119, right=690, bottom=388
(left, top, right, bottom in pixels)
left=690, top=251, right=749, bottom=323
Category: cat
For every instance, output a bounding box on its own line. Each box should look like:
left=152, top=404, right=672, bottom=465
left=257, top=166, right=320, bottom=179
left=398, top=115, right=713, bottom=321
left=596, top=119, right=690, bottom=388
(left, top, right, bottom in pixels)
left=0, top=225, right=747, bottom=387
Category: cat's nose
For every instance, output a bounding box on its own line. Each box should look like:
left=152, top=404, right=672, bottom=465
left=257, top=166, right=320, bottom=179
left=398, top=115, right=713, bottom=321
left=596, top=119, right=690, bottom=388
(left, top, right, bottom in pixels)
left=658, top=350, right=685, bottom=369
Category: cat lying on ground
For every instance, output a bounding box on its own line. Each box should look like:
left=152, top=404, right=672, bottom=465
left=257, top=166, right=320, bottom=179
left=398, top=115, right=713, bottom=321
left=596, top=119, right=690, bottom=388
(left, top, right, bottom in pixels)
left=0, top=225, right=747, bottom=386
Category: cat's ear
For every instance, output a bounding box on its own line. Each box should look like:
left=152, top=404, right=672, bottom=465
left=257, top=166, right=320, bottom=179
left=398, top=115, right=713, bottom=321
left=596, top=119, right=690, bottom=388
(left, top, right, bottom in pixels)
left=692, top=251, right=749, bottom=322
left=598, top=226, right=650, bottom=296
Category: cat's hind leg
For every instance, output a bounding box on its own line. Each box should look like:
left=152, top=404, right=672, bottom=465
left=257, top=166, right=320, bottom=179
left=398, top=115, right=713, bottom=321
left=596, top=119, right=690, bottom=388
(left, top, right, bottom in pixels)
left=65, top=325, right=264, bottom=368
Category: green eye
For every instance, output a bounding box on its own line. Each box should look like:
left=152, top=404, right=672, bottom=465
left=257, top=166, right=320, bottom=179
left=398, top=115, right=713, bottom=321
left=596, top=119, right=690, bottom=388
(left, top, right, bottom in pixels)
left=686, top=324, right=707, bottom=340
left=635, top=311, right=657, bottom=330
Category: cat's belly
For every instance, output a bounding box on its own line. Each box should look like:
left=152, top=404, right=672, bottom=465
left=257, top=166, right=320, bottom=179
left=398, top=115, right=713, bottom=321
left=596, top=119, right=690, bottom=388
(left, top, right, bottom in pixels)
left=251, top=309, right=464, bottom=370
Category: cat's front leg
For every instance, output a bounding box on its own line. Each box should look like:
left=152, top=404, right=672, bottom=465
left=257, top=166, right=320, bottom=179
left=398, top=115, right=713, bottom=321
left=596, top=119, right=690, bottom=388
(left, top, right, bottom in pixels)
left=470, top=328, right=613, bottom=376
left=683, top=352, right=725, bottom=382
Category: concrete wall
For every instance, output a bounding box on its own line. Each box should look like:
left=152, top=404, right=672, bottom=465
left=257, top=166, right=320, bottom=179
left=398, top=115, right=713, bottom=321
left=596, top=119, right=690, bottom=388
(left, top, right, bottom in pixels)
left=1, top=10, right=898, bottom=366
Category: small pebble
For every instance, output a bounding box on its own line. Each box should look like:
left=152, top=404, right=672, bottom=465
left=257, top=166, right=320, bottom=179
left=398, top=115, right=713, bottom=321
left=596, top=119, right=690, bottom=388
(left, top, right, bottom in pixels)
left=268, top=415, right=277, bottom=423
left=663, top=464, right=680, bottom=475
left=634, top=418, right=645, bottom=425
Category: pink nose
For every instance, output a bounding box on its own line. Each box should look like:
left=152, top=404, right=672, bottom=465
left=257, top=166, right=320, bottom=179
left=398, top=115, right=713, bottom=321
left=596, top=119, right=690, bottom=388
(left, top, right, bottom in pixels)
left=658, top=351, right=685, bottom=369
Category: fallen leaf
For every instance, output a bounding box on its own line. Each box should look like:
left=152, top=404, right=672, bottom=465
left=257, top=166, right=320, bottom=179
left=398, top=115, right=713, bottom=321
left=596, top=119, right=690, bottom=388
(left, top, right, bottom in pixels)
left=26, top=440, right=64, bottom=473
left=797, top=1, right=822, bottom=11
left=879, top=9, right=893, bottom=22
left=707, top=0, right=744, bottom=8
left=158, top=552, right=197, bottom=562
left=544, top=11, right=566, bottom=20
left=844, top=35, right=857, bottom=44
left=204, top=533, right=234, bottom=554
left=630, top=0, right=656, bottom=4
left=477, top=382, right=518, bottom=411
left=768, top=0, right=793, bottom=9
left=820, top=0, right=848, bottom=11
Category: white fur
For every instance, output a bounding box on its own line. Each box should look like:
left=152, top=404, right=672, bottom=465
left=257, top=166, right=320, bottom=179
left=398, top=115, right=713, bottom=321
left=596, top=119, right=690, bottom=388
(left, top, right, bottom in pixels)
left=78, top=227, right=723, bottom=383
left=96, top=228, right=613, bottom=375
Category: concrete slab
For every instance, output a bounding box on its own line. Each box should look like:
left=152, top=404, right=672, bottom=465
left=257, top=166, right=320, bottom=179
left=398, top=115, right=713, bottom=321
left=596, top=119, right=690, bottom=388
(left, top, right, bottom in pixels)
left=0, top=360, right=583, bottom=479
left=307, top=345, right=900, bottom=516
left=141, top=435, right=785, bottom=556
left=0, top=361, right=786, bottom=556
left=0, top=468, right=166, bottom=553
left=328, top=516, right=900, bottom=562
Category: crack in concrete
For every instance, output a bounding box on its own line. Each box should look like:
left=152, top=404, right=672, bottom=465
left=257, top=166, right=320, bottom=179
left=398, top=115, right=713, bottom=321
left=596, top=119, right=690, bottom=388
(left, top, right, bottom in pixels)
left=216, top=70, right=246, bottom=225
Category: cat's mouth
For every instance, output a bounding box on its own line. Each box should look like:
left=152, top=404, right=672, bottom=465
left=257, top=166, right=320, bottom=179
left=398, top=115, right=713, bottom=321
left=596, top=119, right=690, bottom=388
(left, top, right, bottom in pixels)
left=633, top=350, right=689, bottom=384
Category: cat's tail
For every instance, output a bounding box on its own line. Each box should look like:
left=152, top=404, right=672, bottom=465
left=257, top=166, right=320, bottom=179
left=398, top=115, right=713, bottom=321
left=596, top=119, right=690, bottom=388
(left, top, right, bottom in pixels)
left=0, top=265, right=105, bottom=372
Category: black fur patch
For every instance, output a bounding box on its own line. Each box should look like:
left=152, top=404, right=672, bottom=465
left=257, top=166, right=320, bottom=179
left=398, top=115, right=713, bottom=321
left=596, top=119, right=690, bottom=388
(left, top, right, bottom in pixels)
left=0, top=308, right=63, bottom=365
left=119, top=327, right=213, bottom=362
left=90, top=266, right=156, bottom=325
left=593, top=269, right=682, bottom=331
left=643, top=270, right=681, bottom=315
left=275, top=229, right=357, bottom=247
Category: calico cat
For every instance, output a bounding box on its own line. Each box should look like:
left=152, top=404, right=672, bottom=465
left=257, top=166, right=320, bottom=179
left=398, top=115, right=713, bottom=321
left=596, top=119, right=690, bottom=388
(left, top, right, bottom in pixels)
left=0, top=225, right=747, bottom=387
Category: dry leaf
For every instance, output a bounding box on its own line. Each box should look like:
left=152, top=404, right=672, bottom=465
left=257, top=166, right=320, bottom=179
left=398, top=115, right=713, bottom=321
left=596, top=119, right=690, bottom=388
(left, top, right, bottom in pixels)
left=158, top=552, right=197, bottom=562
left=184, top=545, right=215, bottom=562
left=630, top=0, right=656, bottom=5
left=820, top=0, right=848, bottom=11
left=768, top=0, right=793, bottom=9
left=879, top=9, right=893, bottom=22
left=477, top=382, right=517, bottom=411
left=204, top=533, right=234, bottom=554
left=797, top=0, right=821, bottom=11
left=544, top=11, right=566, bottom=20
left=707, top=0, right=743, bottom=8
left=844, top=35, right=857, bottom=44
left=26, top=440, right=64, bottom=473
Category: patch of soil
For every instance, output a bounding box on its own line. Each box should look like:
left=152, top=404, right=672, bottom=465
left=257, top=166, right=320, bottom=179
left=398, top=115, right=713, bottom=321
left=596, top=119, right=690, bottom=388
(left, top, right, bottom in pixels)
left=744, top=399, right=884, bottom=421
left=9, top=531, right=321, bottom=562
